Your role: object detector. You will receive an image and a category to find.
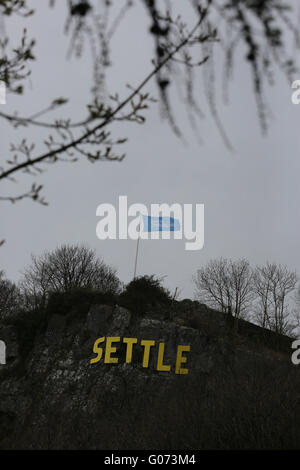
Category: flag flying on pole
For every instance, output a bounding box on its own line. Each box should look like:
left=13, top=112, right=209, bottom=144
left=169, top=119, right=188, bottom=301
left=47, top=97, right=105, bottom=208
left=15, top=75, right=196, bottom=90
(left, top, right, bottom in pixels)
left=141, top=215, right=181, bottom=232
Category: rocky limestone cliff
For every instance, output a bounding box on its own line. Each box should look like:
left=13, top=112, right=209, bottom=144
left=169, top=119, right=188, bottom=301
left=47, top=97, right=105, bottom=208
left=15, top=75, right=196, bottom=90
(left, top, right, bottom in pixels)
left=0, top=300, right=299, bottom=450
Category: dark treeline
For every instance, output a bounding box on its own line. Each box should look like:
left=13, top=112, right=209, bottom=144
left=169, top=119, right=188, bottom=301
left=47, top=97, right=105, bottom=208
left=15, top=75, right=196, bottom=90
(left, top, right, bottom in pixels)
left=1, top=244, right=300, bottom=340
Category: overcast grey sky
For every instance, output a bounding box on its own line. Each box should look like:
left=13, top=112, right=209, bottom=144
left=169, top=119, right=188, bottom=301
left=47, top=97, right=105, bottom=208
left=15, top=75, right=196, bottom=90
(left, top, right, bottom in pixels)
left=1, top=0, right=300, bottom=298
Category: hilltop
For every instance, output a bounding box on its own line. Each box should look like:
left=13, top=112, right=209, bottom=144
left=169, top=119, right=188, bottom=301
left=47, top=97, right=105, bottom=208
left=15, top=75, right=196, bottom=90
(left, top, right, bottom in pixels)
left=0, top=294, right=299, bottom=450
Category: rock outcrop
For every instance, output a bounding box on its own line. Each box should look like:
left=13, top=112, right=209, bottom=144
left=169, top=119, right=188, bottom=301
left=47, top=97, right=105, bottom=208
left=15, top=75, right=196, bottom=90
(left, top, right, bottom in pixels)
left=0, top=301, right=298, bottom=449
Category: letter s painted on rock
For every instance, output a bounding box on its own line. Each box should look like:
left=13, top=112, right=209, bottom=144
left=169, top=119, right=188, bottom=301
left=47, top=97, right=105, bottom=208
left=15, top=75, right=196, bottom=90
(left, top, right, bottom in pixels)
left=90, top=337, right=105, bottom=364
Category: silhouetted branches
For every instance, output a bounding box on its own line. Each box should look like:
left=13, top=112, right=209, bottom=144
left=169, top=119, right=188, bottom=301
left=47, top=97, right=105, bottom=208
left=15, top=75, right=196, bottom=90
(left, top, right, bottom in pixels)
left=0, top=0, right=299, bottom=244
left=0, top=5, right=211, bottom=210
left=194, top=257, right=299, bottom=335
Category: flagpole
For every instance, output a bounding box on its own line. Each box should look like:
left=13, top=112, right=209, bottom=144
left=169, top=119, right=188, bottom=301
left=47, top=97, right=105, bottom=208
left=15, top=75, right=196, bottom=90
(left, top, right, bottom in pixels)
left=133, top=214, right=142, bottom=279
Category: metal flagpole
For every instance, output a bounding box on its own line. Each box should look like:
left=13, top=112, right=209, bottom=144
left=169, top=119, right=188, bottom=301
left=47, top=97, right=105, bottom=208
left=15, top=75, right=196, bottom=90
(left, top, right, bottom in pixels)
left=133, top=214, right=142, bottom=279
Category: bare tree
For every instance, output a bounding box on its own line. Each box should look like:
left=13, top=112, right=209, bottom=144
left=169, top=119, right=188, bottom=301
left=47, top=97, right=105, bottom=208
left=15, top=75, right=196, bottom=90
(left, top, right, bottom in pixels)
left=292, top=286, right=300, bottom=336
left=21, top=244, right=121, bottom=308
left=0, top=270, right=21, bottom=319
left=194, top=258, right=253, bottom=319
left=252, top=264, right=273, bottom=329
left=252, top=263, right=298, bottom=335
